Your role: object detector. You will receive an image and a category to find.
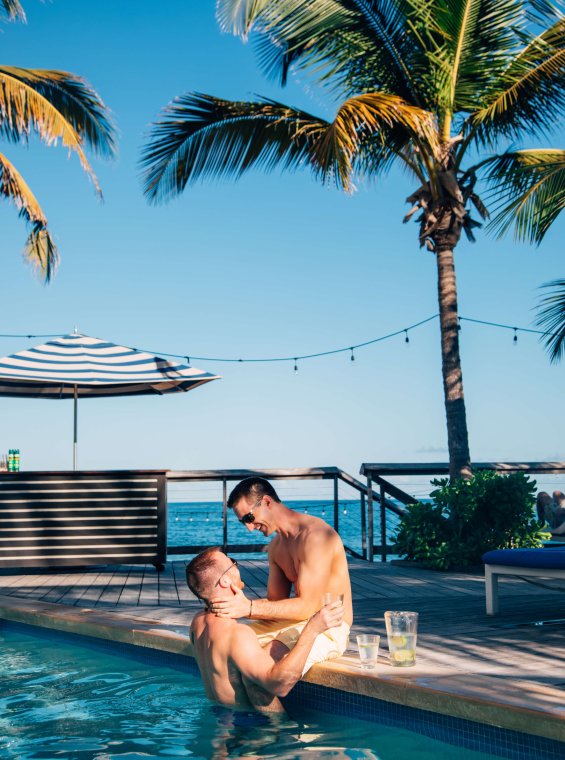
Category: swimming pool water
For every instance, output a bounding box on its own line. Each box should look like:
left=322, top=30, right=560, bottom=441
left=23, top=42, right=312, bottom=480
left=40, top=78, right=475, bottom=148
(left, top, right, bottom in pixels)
left=0, top=625, right=512, bottom=760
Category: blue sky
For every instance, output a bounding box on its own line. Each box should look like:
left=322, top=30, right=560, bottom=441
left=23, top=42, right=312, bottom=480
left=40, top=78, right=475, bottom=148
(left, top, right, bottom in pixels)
left=0, top=0, right=564, bottom=481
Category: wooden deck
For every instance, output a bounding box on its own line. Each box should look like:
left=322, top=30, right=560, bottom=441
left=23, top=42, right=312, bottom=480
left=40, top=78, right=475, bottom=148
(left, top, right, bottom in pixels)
left=1, top=558, right=564, bottom=741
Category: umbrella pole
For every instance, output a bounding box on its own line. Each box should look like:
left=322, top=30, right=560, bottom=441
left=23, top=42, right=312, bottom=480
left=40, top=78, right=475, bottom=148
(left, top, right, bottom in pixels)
left=73, top=385, right=78, bottom=471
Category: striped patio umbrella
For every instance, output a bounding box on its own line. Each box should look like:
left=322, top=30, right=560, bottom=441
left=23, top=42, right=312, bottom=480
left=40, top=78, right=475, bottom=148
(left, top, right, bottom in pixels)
left=0, top=333, right=220, bottom=469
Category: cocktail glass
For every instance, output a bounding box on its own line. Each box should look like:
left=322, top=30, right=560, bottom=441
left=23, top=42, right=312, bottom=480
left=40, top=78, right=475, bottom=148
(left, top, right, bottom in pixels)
left=384, top=611, right=418, bottom=667
left=356, top=633, right=380, bottom=670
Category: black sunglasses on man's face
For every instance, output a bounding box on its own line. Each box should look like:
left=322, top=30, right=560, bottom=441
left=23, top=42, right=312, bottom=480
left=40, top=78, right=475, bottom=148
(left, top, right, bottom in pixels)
left=238, top=496, right=263, bottom=524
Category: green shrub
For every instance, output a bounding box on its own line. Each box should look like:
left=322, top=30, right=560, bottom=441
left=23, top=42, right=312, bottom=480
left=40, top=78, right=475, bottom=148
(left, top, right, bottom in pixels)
left=392, top=471, right=549, bottom=570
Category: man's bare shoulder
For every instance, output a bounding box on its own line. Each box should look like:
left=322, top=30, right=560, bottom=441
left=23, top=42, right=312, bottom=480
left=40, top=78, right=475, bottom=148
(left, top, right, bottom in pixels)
left=301, top=515, right=340, bottom=542
left=229, top=622, right=263, bottom=656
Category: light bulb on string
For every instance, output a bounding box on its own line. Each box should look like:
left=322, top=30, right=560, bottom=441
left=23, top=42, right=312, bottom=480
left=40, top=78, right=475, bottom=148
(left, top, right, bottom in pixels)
left=185, top=356, right=190, bottom=366
left=322, top=508, right=326, bottom=516
left=294, top=359, right=298, bottom=374
left=404, top=330, right=410, bottom=344
left=343, top=507, right=348, bottom=516
left=350, top=348, right=355, bottom=362
left=458, top=318, right=462, bottom=332
left=304, top=508, right=308, bottom=514
left=513, top=328, right=518, bottom=344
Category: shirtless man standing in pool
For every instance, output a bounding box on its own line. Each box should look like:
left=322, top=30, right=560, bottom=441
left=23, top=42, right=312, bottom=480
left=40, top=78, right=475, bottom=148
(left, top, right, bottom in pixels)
left=209, top=477, right=352, bottom=672
left=187, top=547, right=344, bottom=712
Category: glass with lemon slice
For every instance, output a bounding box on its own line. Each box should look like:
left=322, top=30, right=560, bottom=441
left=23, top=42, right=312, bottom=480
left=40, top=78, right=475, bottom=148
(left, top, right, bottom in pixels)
left=384, top=611, right=418, bottom=667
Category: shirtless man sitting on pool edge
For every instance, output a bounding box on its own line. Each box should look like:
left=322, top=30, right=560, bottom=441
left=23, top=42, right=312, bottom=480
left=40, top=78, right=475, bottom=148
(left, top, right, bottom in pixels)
left=187, top=547, right=344, bottom=712
left=209, top=477, right=353, bottom=673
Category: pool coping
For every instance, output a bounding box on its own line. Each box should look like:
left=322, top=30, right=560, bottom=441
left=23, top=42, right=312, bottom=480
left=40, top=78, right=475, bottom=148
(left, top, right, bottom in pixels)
left=0, top=593, right=563, bottom=745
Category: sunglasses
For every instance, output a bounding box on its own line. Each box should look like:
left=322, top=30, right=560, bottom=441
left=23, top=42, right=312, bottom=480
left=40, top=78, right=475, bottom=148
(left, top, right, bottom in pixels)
left=238, top=496, right=263, bottom=525
left=214, top=557, right=238, bottom=588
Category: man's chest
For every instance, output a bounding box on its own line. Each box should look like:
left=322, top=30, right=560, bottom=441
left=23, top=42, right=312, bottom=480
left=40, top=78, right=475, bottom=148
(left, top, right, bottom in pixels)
left=270, top=540, right=302, bottom=583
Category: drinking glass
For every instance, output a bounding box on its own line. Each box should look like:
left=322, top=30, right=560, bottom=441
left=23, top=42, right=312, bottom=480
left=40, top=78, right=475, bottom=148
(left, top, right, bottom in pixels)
left=356, top=634, right=380, bottom=670
left=321, top=593, right=344, bottom=607
left=384, top=611, right=418, bottom=667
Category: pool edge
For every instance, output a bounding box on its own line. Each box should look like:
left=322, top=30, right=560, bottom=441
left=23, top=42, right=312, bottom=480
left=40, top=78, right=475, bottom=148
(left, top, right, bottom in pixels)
left=0, top=593, right=563, bottom=745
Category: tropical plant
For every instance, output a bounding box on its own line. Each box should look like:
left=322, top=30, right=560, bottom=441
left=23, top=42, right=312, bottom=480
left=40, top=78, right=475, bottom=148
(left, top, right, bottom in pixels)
left=0, top=0, right=116, bottom=281
left=487, top=148, right=565, bottom=361
left=141, top=0, right=565, bottom=479
left=392, top=471, right=547, bottom=570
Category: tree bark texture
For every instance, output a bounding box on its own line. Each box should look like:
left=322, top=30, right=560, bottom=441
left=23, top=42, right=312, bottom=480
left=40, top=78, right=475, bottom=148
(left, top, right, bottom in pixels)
left=435, top=246, right=472, bottom=481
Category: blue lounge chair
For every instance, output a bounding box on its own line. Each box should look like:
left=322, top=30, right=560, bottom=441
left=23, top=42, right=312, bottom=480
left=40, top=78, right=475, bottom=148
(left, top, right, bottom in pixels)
left=482, top=548, right=565, bottom=615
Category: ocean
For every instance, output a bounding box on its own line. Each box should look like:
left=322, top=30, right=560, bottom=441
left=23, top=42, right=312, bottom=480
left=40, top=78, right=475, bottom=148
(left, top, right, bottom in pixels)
left=166, top=499, right=402, bottom=559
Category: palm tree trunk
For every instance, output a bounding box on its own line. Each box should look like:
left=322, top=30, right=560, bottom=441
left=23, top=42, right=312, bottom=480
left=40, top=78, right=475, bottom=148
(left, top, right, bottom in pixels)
left=435, top=245, right=472, bottom=480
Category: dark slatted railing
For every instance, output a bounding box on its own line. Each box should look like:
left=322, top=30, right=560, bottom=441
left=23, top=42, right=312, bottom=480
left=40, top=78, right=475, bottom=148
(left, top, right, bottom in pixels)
left=0, top=471, right=167, bottom=569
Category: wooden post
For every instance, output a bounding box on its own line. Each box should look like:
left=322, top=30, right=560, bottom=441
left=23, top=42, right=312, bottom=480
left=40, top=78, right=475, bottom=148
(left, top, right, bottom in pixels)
left=222, top=479, right=228, bottom=551
left=367, top=475, right=374, bottom=562
left=380, top=483, right=387, bottom=562
left=361, top=493, right=367, bottom=559
left=333, top=475, right=339, bottom=534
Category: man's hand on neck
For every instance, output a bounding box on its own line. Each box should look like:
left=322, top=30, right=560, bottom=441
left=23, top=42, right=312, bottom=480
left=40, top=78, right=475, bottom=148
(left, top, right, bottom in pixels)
left=209, top=581, right=252, bottom=619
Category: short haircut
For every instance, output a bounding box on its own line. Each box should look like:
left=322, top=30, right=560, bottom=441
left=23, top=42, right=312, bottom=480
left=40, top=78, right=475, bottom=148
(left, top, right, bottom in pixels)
left=227, top=476, right=281, bottom=510
left=186, top=547, right=222, bottom=601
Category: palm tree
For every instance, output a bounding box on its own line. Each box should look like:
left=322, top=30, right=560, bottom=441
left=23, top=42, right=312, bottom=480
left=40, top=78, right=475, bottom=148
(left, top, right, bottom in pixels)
left=1, top=0, right=116, bottom=281
left=488, top=149, right=565, bottom=361
left=141, top=0, right=565, bottom=480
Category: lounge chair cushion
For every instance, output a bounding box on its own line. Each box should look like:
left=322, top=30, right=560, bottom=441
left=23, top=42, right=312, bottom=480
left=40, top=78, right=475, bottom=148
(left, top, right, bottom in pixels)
left=482, top=548, right=565, bottom=569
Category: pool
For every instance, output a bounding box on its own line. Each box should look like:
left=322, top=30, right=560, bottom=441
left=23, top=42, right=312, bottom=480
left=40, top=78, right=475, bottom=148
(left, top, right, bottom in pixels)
left=0, top=623, right=559, bottom=760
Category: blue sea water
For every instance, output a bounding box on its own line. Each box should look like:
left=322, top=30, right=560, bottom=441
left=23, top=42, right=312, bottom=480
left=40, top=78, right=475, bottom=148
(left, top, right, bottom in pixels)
left=166, top=500, right=402, bottom=558
left=0, top=624, right=507, bottom=760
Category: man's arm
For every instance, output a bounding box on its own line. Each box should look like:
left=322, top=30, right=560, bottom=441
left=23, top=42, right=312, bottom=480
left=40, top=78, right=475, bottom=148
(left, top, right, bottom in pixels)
left=210, top=531, right=334, bottom=621
left=267, top=553, right=292, bottom=601
left=231, top=603, right=344, bottom=697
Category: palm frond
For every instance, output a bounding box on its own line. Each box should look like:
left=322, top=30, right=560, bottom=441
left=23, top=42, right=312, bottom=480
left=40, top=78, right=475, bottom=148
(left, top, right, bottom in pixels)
left=217, top=0, right=426, bottom=105
left=535, top=279, right=565, bottom=363
left=486, top=149, right=565, bottom=242
left=24, top=224, right=59, bottom=283
left=0, top=0, right=25, bottom=22
left=0, top=68, right=116, bottom=195
left=0, top=67, right=116, bottom=158
left=0, top=151, right=59, bottom=281
left=423, top=0, right=523, bottom=116
left=140, top=92, right=332, bottom=202
left=141, top=90, right=433, bottom=202
left=216, top=0, right=273, bottom=37
left=469, top=17, right=565, bottom=143
left=320, top=92, right=437, bottom=183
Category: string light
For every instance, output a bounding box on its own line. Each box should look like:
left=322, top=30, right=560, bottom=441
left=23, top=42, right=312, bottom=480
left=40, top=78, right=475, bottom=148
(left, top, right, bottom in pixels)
left=0, top=314, right=554, bottom=368
left=343, top=507, right=348, bottom=516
